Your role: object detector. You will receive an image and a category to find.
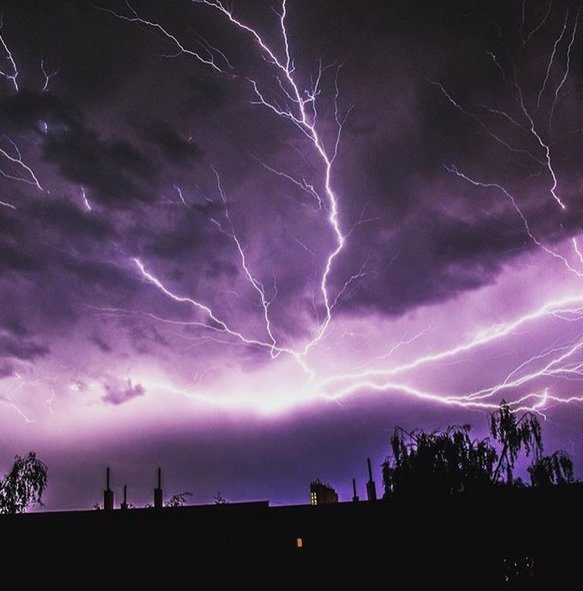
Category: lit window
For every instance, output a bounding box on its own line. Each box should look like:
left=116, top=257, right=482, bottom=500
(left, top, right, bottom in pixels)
left=310, top=492, right=317, bottom=505
left=296, top=537, right=303, bottom=549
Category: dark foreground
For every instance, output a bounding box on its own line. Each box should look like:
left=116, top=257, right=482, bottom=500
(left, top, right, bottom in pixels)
left=3, top=486, right=580, bottom=584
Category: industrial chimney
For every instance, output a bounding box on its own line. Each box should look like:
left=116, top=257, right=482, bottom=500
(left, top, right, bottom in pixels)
left=103, top=467, right=114, bottom=511
left=120, top=484, right=129, bottom=511
left=366, top=458, right=377, bottom=501
left=154, top=468, right=163, bottom=509
left=352, top=478, right=359, bottom=502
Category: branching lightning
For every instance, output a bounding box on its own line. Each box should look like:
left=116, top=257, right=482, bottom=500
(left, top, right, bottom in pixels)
left=40, top=58, right=58, bottom=92
left=102, top=0, right=583, bottom=418
left=0, top=18, right=19, bottom=92
left=4, top=1, right=583, bottom=423
left=0, top=135, right=45, bottom=191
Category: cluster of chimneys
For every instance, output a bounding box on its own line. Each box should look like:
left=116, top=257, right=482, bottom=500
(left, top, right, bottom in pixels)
left=103, top=456, right=379, bottom=510
left=103, top=467, right=163, bottom=511
left=351, top=458, right=378, bottom=503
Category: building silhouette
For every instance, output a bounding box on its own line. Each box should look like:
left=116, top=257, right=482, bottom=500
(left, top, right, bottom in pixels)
left=310, top=479, right=339, bottom=505
left=154, top=467, right=163, bottom=509
left=352, top=477, right=359, bottom=502
left=103, top=467, right=114, bottom=511
left=3, top=484, right=581, bottom=585
left=366, top=457, right=377, bottom=501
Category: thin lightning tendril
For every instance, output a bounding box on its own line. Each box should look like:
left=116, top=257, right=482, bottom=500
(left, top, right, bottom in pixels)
left=40, top=58, right=59, bottom=92
left=0, top=19, right=19, bottom=92
left=0, top=136, right=45, bottom=191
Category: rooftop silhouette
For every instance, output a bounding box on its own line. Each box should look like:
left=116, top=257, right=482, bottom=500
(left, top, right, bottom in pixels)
left=2, top=484, right=581, bottom=584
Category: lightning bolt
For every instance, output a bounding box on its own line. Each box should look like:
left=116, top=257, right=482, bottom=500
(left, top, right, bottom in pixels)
left=549, top=6, right=581, bottom=134
left=0, top=2, right=572, bottom=421
left=514, top=77, right=565, bottom=210
left=0, top=17, right=19, bottom=92
left=194, top=0, right=347, bottom=353
left=80, top=186, right=92, bottom=211
left=173, top=184, right=188, bottom=208
left=537, top=7, right=569, bottom=110
left=132, top=257, right=313, bottom=376
left=88, top=0, right=583, bottom=420
left=103, top=0, right=349, bottom=364
left=258, top=159, right=323, bottom=209
left=317, top=294, right=583, bottom=391
left=520, top=0, right=553, bottom=47
left=40, top=58, right=58, bottom=93
left=0, top=136, right=45, bottom=192
left=209, top=168, right=280, bottom=356
left=445, top=165, right=582, bottom=277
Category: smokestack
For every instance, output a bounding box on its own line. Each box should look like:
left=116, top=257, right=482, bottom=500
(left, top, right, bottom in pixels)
left=120, top=484, right=129, bottom=511
left=154, top=467, right=163, bottom=509
left=366, top=458, right=377, bottom=502
left=103, top=467, right=114, bottom=511
left=352, top=478, right=359, bottom=502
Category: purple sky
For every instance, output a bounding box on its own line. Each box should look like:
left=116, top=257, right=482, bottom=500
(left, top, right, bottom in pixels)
left=1, top=0, right=583, bottom=510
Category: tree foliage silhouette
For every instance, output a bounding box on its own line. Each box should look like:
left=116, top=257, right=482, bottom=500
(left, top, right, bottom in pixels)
left=0, top=452, right=48, bottom=514
left=382, top=402, right=573, bottom=495
left=528, top=451, right=573, bottom=487
left=489, top=403, right=542, bottom=484
left=382, top=425, right=496, bottom=495
left=165, top=491, right=192, bottom=507
left=214, top=491, right=228, bottom=505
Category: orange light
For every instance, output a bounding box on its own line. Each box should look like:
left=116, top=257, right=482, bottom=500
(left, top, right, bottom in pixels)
left=296, top=537, right=303, bottom=549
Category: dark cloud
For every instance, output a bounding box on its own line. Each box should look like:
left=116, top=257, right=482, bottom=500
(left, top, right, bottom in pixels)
left=0, top=238, right=39, bottom=274
left=67, top=261, right=137, bottom=294
left=0, top=361, right=14, bottom=378
left=205, top=259, right=238, bottom=279
left=35, top=199, right=117, bottom=241
left=43, top=127, right=159, bottom=208
left=89, top=334, right=112, bottom=354
left=0, top=89, right=161, bottom=210
left=183, top=75, right=229, bottom=116
left=102, top=379, right=145, bottom=406
left=0, top=90, right=80, bottom=133
left=0, top=317, right=28, bottom=338
left=0, top=335, right=49, bottom=361
left=334, top=199, right=564, bottom=316
left=142, top=121, right=203, bottom=165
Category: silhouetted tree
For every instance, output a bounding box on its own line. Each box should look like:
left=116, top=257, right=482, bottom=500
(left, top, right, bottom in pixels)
left=383, top=425, right=496, bottom=495
left=383, top=402, right=574, bottom=496
left=0, top=452, right=47, bottom=514
left=165, top=491, right=192, bottom=507
left=214, top=491, right=228, bottom=504
left=528, top=451, right=573, bottom=487
left=490, top=402, right=542, bottom=484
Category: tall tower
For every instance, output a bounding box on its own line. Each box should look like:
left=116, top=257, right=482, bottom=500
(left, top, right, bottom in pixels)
left=154, top=467, right=163, bottom=509
left=103, top=467, right=114, bottom=511
left=120, top=484, right=129, bottom=511
left=352, top=477, right=359, bottom=502
left=366, top=458, right=377, bottom=501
